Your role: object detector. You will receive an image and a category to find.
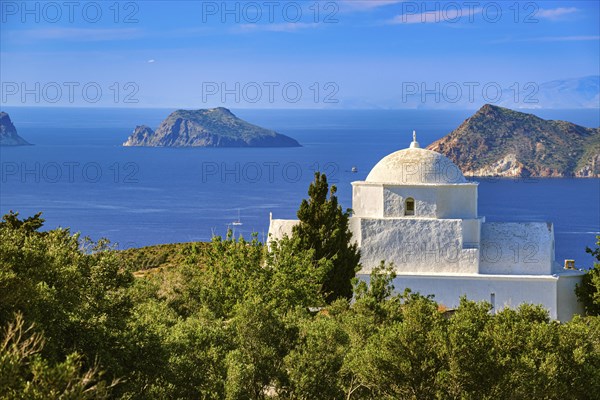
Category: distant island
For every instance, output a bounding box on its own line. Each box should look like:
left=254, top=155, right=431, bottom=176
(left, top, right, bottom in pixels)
left=123, top=107, right=300, bottom=147
left=0, top=112, right=30, bottom=146
left=428, top=104, right=600, bottom=177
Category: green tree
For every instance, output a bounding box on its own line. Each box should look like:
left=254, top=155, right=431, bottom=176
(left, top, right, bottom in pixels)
left=339, top=264, right=404, bottom=399
left=263, top=235, right=331, bottom=312
left=225, top=296, right=290, bottom=400
left=293, top=172, right=361, bottom=303
left=484, top=304, right=560, bottom=400
left=0, top=210, right=45, bottom=233
left=554, top=315, right=600, bottom=400
left=284, top=313, right=349, bottom=400
left=441, top=298, right=495, bottom=399
left=177, top=232, right=264, bottom=318
left=4, top=210, right=600, bottom=399
left=162, top=310, right=229, bottom=399
left=0, top=212, right=135, bottom=393
left=576, top=235, right=600, bottom=315
left=352, top=261, right=403, bottom=324
left=176, top=231, right=329, bottom=319
left=353, top=294, right=447, bottom=400
left=0, top=314, right=113, bottom=399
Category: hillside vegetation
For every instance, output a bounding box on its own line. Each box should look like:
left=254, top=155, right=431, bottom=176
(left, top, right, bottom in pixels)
left=2, top=176, right=600, bottom=399
left=116, top=242, right=210, bottom=276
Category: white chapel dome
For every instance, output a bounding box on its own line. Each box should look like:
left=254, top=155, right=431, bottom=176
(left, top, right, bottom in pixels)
left=366, top=132, right=467, bottom=185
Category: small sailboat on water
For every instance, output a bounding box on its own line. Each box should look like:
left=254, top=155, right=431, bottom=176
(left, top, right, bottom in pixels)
left=232, top=209, right=243, bottom=226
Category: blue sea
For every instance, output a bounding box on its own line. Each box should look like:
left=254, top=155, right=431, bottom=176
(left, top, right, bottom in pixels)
left=1, top=107, right=599, bottom=268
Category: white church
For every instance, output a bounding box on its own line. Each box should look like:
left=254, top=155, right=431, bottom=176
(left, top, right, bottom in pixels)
left=269, top=133, right=585, bottom=321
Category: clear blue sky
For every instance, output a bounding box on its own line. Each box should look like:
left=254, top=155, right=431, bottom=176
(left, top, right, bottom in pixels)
left=1, top=0, right=598, bottom=108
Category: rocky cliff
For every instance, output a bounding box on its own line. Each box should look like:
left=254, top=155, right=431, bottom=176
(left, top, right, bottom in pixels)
left=123, top=108, right=300, bottom=147
left=427, top=104, right=600, bottom=177
left=0, top=112, right=30, bottom=146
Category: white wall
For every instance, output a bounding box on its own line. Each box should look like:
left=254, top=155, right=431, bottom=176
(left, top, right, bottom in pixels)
left=352, top=183, right=383, bottom=218
left=356, top=218, right=479, bottom=274
left=462, top=218, right=483, bottom=248
left=349, top=216, right=362, bottom=247
left=436, top=184, right=478, bottom=219
left=479, top=222, right=554, bottom=275
left=557, top=272, right=585, bottom=321
left=268, top=219, right=299, bottom=243
left=357, top=273, right=582, bottom=320
left=353, top=182, right=478, bottom=220
left=383, top=186, right=437, bottom=218
left=268, top=217, right=584, bottom=321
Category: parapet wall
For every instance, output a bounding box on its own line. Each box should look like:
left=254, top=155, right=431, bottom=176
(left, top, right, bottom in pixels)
left=355, top=217, right=479, bottom=275
left=479, top=222, right=555, bottom=275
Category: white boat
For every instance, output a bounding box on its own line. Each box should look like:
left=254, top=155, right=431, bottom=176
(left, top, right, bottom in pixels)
left=351, top=166, right=358, bottom=173
left=232, top=209, right=243, bottom=226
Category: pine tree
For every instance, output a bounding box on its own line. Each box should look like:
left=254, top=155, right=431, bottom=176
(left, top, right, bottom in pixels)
left=293, top=172, right=361, bottom=302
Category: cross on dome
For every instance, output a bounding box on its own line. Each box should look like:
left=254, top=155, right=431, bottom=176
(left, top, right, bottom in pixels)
left=410, top=130, right=420, bottom=148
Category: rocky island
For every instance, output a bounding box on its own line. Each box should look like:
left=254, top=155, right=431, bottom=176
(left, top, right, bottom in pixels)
left=0, top=112, right=30, bottom=146
left=123, top=107, right=300, bottom=147
left=428, top=104, right=600, bottom=177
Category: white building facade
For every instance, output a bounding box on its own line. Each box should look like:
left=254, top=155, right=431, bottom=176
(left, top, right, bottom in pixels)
left=269, top=134, right=584, bottom=321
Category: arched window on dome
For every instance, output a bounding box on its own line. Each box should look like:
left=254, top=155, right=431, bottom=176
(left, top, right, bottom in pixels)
left=405, top=197, right=415, bottom=216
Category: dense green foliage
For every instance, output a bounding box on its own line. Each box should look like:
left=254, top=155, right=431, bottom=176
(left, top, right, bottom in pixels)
left=118, top=242, right=210, bottom=275
left=576, top=235, right=600, bottom=315
left=2, top=208, right=600, bottom=399
left=1, top=313, right=112, bottom=399
left=0, top=211, right=133, bottom=374
left=292, top=172, right=361, bottom=302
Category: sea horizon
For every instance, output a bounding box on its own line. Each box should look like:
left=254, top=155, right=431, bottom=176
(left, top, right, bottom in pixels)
left=1, top=107, right=599, bottom=268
